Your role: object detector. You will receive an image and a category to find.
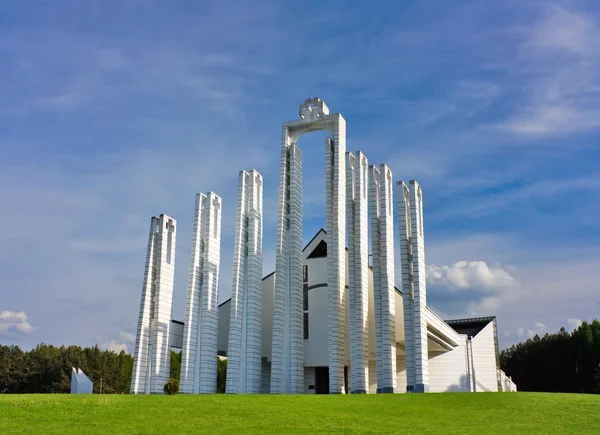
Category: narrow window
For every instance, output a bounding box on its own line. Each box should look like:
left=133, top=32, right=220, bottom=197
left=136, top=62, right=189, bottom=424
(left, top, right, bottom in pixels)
left=166, top=220, right=174, bottom=264
left=213, top=197, right=221, bottom=238
left=303, top=284, right=308, bottom=311
left=304, top=312, right=309, bottom=339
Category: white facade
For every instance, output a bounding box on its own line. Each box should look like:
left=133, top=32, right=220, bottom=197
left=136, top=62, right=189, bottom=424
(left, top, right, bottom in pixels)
left=499, top=369, right=518, bottom=392
left=211, top=228, right=514, bottom=394
left=131, top=214, right=176, bottom=394
left=70, top=367, right=93, bottom=394
left=226, top=170, right=264, bottom=394
left=180, top=192, right=222, bottom=394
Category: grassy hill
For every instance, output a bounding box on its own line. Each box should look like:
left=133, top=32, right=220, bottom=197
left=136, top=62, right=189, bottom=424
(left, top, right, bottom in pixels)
left=1, top=392, right=599, bottom=434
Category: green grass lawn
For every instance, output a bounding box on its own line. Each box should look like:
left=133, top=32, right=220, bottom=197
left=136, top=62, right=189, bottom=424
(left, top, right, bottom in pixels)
left=1, top=393, right=599, bottom=434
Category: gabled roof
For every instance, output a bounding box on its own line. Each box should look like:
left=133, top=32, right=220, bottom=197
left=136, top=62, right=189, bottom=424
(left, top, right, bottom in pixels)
left=303, top=228, right=327, bottom=252
left=303, top=228, right=328, bottom=261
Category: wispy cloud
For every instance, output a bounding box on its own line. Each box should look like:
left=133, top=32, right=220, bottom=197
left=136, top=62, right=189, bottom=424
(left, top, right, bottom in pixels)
left=515, top=322, right=546, bottom=339
left=501, top=4, right=600, bottom=135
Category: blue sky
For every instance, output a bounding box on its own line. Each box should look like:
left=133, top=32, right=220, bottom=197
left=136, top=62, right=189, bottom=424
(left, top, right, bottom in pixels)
left=1, top=0, right=599, bottom=352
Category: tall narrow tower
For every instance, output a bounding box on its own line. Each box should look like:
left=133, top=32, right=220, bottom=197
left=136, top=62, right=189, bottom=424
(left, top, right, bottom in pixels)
left=180, top=192, right=222, bottom=394
left=398, top=180, right=429, bottom=392
left=369, top=165, right=396, bottom=393
left=271, top=98, right=346, bottom=394
left=226, top=169, right=264, bottom=394
left=131, top=214, right=176, bottom=394
left=346, top=151, right=370, bottom=393
left=271, top=141, right=304, bottom=394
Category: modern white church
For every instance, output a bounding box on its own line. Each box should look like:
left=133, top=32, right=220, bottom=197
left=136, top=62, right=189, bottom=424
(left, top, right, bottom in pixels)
left=130, top=98, right=517, bottom=395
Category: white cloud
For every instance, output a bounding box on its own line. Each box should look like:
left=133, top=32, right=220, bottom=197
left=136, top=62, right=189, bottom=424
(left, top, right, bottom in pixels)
left=425, top=234, right=600, bottom=349
left=427, top=261, right=518, bottom=292
left=100, top=331, right=135, bottom=354
left=425, top=261, right=519, bottom=319
left=567, top=318, right=582, bottom=331
left=0, top=311, right=34, bottom=336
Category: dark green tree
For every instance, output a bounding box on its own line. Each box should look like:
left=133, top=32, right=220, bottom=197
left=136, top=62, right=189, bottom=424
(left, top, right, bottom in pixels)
left=217, top=357, right=227, bottom=394
left=501, top=319, right=600, bottom=394
left=170, top=350, right=181, bottom=382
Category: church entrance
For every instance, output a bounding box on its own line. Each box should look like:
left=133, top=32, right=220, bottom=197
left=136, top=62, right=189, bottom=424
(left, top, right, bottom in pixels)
left=314, top=367, right=329, bottom=394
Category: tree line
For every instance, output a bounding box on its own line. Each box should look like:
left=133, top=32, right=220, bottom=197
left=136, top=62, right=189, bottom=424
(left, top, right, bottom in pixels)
left=0, top=344, right=133, bottom=394
left=500, top=320, right=600, bottom=394
left=0, top=344, right=227, bottom=394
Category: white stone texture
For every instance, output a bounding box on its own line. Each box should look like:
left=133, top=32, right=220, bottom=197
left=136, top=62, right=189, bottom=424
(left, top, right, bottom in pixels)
left=410, top=181, right=429, bottom=391
left=369, top=165, right=396, bottom=393
left=271, top=139, right=304, bottom=394
left=181, top=193, right=222, bottom=393
left=226, top=169, right=263, bottom=394
left=397, top=182, right=416, bottom=391
left=325, top=115, right=347, bottom=394
left=271, top=98, right=347, bottom=394
left=398, top=180, right=429, bottom=392
left=131, top=214, right=176, bottom=394
left=346, top=151, right=369, bottom=394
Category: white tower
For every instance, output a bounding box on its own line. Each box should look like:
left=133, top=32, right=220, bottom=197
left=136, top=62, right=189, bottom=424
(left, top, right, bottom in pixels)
left=369, top=165, right=396, bottom=393
left=271, top=98, right=347, bottom=394
left=226, top=170, right=264, bottom=394
left=346, top=151, right=370, bottom=393
left=131, top=214, right=176, bottom=394
left=398, top=180, right=429, bottom=392
left=180, top=192, right=222, bottom=394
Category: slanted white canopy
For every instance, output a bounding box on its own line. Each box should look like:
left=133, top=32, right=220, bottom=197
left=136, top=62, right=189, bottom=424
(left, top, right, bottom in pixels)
left=70, top=367, right=93, bottom=394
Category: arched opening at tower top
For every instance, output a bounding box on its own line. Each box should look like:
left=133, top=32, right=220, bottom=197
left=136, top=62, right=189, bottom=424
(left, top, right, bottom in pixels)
left=294, top=128, right=330, bottom=247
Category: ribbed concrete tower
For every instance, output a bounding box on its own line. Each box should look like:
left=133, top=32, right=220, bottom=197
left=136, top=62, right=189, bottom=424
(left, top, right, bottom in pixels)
left=271, top=98, right=346, bottom=394
left=346, top=151, right=370, bottom=394
left=131, top=214, right=176, bottom=394
left=398, top=180, right=429, bottom=392
left=369, top=165, right=396, bottom=393
left=180, top=192, right=222, bottom=394
left=226, top=170, right=263, bottom=394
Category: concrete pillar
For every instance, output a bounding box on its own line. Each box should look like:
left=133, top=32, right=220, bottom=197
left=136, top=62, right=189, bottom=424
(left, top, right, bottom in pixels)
left=346, top=151, right=369, bottom=394
left=271, top=140, right=304, bottom=394
left=181, top=192, right=222, bottom=393
left=397, top=180, right=429, bottom=393
left=227, top=169, right=264, bottom=393
left=131, top=214, right=176, bottom=394
left=325, top=117, right=347, bottom=394
left=369, top=165, right=396, bottom=393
